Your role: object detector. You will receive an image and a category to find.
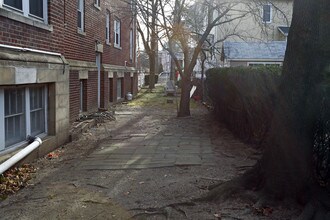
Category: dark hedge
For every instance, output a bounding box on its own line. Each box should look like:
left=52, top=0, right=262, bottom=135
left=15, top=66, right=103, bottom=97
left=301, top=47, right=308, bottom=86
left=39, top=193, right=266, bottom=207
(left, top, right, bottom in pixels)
left=144, top=75, right=158, bottom=86
left=205, top=66, right=281, bottom=145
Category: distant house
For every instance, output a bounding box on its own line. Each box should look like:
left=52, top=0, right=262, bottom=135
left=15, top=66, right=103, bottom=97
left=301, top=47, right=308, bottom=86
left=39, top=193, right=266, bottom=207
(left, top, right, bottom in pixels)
left=211, top=0, right=293, bottom=67
left=221, top=41, right=287, bottom=67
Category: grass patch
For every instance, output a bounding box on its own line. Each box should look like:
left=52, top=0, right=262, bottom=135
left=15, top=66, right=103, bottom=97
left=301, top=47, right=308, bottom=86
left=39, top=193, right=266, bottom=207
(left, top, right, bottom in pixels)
left=128, top=86, right=199, bottom=110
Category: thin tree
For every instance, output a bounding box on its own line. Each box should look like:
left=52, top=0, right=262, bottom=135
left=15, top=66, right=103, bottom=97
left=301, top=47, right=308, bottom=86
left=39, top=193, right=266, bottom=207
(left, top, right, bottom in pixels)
left=158, top=0, right=248, bottom=117
left=134, top=0, right=161, bottom=89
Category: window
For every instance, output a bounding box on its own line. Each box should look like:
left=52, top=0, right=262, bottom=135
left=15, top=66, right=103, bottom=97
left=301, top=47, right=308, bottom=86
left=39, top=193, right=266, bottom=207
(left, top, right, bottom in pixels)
left=262, top=4, right=272, bottom=23
left=248, top=62, right=282, bottom=67
left=3, top=0, right=48, bottom=22
left=117, top=78, right=123, bottom=100
left=78, top=0, right=85, bottom=32
left=79, top=80, right=86, bottom=112
left=129, top=29, right=134, bottom=60
left=114, top=19, right=121, bottom=48
left=94, top=0, right=100, bottom=8
left=0, top=86, right=48, bottom=150
left=106, top=11, right=110, bottom=44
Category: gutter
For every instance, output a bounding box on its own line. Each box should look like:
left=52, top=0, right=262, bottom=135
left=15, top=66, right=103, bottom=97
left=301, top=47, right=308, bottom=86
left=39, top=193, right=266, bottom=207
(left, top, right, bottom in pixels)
left=0, top=44, right=62, bottom=57
left=0, top=136, right=42, bottom=175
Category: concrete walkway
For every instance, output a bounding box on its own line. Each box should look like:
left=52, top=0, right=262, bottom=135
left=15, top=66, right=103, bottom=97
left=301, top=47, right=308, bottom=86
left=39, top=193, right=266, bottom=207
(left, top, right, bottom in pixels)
left=79, top=107, right=217, bottom=170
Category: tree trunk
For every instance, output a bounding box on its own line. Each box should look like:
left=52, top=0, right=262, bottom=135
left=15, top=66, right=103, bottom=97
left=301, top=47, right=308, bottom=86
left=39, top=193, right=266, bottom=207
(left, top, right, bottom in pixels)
left=256, top=0, right=329, bottom=200
left=178, top=77, right=192, bottom=117
left=149, top=51, right=156, bottom=89
left=204, top=0, right=330, bottom=213
left=148, top=0, right=158, bottom=90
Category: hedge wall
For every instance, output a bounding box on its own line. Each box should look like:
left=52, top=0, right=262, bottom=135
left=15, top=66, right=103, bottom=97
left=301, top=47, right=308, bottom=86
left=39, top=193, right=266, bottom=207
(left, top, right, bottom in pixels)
left=144, top=75, right=158, bottom=86
left=206, top=66, right=281, bottom=144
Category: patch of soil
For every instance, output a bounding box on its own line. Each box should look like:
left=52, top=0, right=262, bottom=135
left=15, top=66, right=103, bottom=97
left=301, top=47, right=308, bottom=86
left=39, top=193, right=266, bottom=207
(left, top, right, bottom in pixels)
left=0, top=88, right=301, bottom=219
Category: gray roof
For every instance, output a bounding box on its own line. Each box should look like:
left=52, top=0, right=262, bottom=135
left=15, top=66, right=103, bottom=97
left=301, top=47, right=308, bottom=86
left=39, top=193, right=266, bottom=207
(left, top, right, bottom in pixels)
left=278, top=26, right=290, bottom=36
left=223, top=41, right=287, bottom=61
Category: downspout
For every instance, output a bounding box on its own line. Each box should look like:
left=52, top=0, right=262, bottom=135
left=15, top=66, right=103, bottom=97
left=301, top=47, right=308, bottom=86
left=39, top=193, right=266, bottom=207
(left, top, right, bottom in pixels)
left=0, top=136, right=42, bottom=175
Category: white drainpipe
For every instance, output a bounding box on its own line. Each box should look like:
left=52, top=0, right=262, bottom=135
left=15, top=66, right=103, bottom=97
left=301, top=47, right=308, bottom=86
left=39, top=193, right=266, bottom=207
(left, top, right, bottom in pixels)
left=0, top=137, right=42, bottom=175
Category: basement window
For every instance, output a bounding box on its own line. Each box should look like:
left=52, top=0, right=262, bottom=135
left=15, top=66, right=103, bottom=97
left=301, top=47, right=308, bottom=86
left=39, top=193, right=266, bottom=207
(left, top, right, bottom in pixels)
left=0, top=85, right=48, bottom=150
left=3, top=0, right=48, bottom=23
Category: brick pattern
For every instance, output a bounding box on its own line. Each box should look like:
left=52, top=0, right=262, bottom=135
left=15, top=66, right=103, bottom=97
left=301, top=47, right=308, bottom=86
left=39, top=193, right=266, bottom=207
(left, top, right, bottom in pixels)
left=0, top=1, right=64, bottom=52
left=0, top=0, right=137, bottom=123
left=69, top=70, right=80, bottom=123
left=86, top=71, right=98, bottom=112
left=100, top=71, right=109, bottom=109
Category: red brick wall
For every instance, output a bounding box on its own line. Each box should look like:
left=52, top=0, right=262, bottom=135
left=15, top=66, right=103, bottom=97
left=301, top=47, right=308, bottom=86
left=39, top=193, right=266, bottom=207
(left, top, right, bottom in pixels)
left=69, top=70, right=80, bottom=123
left=0, top=1, right=64, bottom=52
left=86, top=71, right=98, bottom=112
left=1, top=0, right=138, bottom=121
left=62, top=0, right=102, bottom=62
left=63, top=0, right=136, bottom=67
left=109, top=78, right=114, bottom=103
left=102, top=0, right=136, bottom=67
left=100, top=71, right=109, bottom=108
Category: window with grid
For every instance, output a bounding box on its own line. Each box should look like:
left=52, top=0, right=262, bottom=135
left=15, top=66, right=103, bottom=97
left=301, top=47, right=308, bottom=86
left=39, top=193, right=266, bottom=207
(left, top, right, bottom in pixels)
left=0, top=86, right=47, bottom=150
left=106, top=11, right=110, bottom=44
left=4, top=88, right=26, bottom=147
left=114, top=19, right=121, bottom=48
left=3, top=0, right=48, bottom=22
left=262, top=4, right=272, bottom=23
left=117, top=78, right=123, bottom=100
left=129, top=29, right=134, bottom=61
left=30, top=86, right=45, bottom=136
left=77, top=0, right=85, bottom=31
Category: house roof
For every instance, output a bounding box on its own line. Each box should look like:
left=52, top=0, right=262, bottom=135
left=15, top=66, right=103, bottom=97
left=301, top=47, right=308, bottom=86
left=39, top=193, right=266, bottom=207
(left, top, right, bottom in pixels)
left=278, top=26, right=290, bottom=36
left=223, top=41, right=287, bottom=61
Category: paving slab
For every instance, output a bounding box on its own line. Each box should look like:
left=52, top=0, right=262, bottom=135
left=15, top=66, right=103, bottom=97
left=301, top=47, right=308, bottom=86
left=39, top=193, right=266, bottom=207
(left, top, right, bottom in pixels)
left=78, top=105, right=217, bottom=170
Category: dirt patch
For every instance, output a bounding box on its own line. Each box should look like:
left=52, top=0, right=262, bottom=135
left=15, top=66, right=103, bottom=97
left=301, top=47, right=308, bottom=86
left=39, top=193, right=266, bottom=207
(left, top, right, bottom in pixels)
left=0, top=86, right=300, bottom=219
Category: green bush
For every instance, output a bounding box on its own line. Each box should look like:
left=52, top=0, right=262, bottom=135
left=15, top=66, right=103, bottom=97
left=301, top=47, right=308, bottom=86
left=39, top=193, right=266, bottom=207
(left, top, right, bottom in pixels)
left=206, top=66, right=281, bottom=144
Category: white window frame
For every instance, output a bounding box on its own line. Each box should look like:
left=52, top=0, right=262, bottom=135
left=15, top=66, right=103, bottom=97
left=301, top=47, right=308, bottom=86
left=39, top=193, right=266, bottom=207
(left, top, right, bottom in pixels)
left=117, top=78, right=123, bottom=100
left=247, top=62, right=282, bottom=66
left=262, top=4, right=272, bottom=23
left=114, top=19, right=121, bottom=48
left=78, top=0, right=85, bottom=32
left=129, top=29, right=134, bottom=61
left=106, top=11, right=110, bottom=45
left=3, top=0, right=48, bottom=23
left=94, top=0, right=101, bottom=8
left=0, top=86, right=48, bottom=151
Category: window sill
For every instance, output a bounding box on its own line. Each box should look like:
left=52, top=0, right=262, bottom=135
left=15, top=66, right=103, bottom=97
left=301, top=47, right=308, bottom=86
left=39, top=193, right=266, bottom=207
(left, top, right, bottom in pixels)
left=94, top=4, right=101, bottom=11
left=114, top=45, right=122, bottom=50
left=106, top=42, right=112, bottom=46
left=77, top=28, right=86, bottom=36
left=0, top=8, right=53, bottom=32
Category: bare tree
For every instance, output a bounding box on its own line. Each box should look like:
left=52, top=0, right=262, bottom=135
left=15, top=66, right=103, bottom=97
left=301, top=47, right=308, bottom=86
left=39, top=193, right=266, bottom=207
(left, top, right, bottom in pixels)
left=133, top=0, right=163, bottom=89
left=157, top=0, right=249, bottom=116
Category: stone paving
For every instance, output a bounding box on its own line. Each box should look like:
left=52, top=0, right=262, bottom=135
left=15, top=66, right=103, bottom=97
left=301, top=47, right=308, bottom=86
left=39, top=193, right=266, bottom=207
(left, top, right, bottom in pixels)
left=79, top=108, right=217, bottom=170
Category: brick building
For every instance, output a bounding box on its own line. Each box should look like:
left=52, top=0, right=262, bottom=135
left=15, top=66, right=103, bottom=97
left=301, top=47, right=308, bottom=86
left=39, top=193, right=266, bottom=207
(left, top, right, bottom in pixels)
left=0, top=0, right=137, bottom=157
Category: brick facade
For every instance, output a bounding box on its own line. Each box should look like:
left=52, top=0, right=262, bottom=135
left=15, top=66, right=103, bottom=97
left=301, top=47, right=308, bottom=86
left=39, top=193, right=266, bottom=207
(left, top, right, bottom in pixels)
left=0, top=0, right=138, bottom=155
left=69, top=70, right=80, bottom=123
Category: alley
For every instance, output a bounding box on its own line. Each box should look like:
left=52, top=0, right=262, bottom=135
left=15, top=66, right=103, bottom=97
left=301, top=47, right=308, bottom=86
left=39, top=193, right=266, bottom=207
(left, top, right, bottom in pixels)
left=0, top=87, right=297, bottom=219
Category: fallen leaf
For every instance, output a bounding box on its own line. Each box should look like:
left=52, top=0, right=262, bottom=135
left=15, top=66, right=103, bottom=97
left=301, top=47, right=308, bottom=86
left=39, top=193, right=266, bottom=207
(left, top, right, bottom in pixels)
left=214, top=213, right=221, bottom=219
